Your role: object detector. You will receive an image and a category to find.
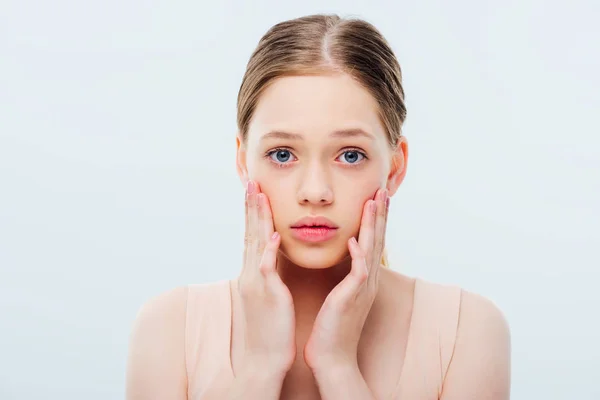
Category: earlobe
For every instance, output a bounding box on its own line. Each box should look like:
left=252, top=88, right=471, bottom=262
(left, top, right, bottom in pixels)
left=386, top=136, right=409, bottom=197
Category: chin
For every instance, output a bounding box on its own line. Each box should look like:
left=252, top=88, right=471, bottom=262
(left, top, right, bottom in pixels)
left=279, top=239, right=350, bottom=269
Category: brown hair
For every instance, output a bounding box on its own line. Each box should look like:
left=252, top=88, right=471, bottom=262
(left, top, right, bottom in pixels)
left=236, top=14, right=407, bottom=268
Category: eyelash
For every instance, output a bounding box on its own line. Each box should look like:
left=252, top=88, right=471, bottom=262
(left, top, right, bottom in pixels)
left=264, top=147, right=369, bottom=168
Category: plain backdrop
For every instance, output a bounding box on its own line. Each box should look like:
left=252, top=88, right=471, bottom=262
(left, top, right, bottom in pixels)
left=1, top=0, right=599, bottom=399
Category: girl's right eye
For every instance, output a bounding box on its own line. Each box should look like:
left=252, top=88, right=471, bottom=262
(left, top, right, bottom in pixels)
left=267, top=148, right=297, bottom=165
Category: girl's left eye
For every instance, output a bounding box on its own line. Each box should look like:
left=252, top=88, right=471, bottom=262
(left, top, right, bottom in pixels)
left=337, top=150, right=366, bottom=164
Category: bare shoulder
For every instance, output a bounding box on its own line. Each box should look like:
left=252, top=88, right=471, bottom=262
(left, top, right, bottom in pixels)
left=441, top=287, right=512, bottom=400
left=126, top=286, right=189, bottom=400
left=134, top=286, right=189, bottom=322
left=458, top=289, right=510, bottom=338
left=455, top=288, right=511, bottom=360
left=128, top=286, right=190, bottom=345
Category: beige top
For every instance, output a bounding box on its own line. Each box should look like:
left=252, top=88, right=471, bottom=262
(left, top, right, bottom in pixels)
left=185, top=278, right=462, bottom=400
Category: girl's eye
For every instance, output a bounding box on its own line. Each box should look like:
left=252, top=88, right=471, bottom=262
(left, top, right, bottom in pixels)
left=266, top=148, right=366, bottom=166
left=338, top=150, right=366, bottom=164
left=268, top=149, right=296, bottom=164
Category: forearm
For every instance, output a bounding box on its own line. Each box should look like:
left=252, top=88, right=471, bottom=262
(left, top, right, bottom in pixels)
left=313, top=364, right=376, bottom=400
left=203, top=366, right=286, bottom=400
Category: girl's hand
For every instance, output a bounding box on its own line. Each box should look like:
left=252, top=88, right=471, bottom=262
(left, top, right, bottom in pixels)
left=236, top=180, right=297, bottom=376
left=303, top=188, right=390, bottom=375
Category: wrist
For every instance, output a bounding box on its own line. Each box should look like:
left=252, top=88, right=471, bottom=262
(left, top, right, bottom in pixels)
left=228, top=361, right=288, bottom=400
left=307, top=352, right=356, bottom=375
left=311, top=362, right=374, bottom=400
left=239, top=354, right=291, bottom=380
left=310, top=358, right=360, bottom=382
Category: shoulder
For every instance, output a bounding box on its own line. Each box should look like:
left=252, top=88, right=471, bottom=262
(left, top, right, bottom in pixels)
left=125, top=280, right=232, bottom=399
left=127, top=280, right=231, bottom=346
left=409, top=275, right=508, bottom=337
left=457, top=288, right=510, bottom=338
left=454, top=288, right=511, bottom=362
left=126, top=286, right=190, bottom=399
left=134, top=286, right=190, bottom=324
left=128, top=286, right=190, bottom=342
left=441, top=287, right=511, bottom=400
left=411, top=277, right=510, bottom=362
left=407, top=276, right=511, bottom=399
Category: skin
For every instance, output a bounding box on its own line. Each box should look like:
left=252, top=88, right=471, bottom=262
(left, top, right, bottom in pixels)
left=233, top=72, right=409, bottom=398
left=237, top=73, right=407, bottom=274
left=125, top=71, right=511, bottom=400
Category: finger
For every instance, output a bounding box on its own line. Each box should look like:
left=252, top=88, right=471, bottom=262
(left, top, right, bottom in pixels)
left=247, top=180, right=259, bottom=266
left=370, top=189, right=388, bottom=289
left=384, top=195, right=390, bottom=249
left=357, top=198, right=377, bottom=268
left=381, top=193, right=390, bottom=256
left=243, top=181, right=251, bottom=270
left=258, top=231, right=281, bottom=277
left=258, top=193, right=275, bottom=246
left=336, top=237, right=370, bottom=303
left=254, top=181, right=266, bottom=257
left=373, top=189, right=388, bottom=264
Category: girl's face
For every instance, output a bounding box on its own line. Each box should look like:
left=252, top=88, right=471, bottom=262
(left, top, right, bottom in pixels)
left=237, top=73, right=407, bottom=269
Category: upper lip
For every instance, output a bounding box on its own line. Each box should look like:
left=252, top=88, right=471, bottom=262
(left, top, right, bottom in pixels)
left=291, top=216, right=339, bottom=229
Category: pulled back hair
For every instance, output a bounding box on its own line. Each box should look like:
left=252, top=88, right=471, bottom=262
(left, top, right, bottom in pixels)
left=236, top=14, right=407, bottom=267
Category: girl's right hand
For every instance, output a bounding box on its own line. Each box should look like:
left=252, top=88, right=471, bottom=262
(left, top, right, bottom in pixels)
left=236, top=180, right=296, bottom=376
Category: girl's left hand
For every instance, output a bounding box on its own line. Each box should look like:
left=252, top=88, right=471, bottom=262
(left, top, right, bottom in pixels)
left=303, top=188, right=390, bottom=376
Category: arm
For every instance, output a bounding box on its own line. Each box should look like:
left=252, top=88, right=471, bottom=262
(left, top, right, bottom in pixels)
left=205, top=365, right=287, bottom=400
left=440, top=290, right=512, bottom=400
left=125, top=285, right=288, bottom=400
left=313, top=364, right=375, bottom=400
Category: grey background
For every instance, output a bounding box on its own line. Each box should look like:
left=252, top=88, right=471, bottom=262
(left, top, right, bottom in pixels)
left=1, top=0, right=599, bottom=399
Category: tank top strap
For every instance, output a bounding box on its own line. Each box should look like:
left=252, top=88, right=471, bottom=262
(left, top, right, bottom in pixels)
left=185, top=279, right=233, bottom=399
left=394, top=278, right=462, bottom=399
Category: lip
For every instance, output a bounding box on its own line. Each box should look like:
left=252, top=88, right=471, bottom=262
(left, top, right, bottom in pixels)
left=291, top=216, right=339, bottom=229
left=290, top=216, right=339, bottom=243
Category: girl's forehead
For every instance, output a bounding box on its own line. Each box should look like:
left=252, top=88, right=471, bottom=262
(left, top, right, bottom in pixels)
left=247, top=74, right=386, bottom=145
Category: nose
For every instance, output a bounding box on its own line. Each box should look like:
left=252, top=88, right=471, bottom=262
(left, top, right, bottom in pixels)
left=297, top=161, right=333, bottom=205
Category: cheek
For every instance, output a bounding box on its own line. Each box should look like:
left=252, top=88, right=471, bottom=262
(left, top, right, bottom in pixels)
left=343, top=183, right=380, bottom=233
left=254, top=179, right=291, bottom=230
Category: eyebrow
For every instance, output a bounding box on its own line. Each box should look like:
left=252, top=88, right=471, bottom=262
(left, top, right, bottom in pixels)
left=260, top=128, right=374, bottom=142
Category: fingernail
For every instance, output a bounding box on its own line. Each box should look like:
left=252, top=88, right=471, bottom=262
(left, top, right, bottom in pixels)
left=271, top=232, right=279, bottom=240
left=247, top=180, right=255, bottom=194
left=370, top=200, right=377, bottom=214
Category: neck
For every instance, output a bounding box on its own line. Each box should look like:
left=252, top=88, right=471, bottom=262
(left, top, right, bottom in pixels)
left=275, top=252, right=353, bottom=302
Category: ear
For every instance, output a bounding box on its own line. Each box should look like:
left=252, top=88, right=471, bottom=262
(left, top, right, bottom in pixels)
left=386, top=135, right=409, bottom=197
left=236, top=134, right=249, bottom=187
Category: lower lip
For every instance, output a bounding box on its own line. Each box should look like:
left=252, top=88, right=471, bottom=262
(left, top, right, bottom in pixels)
left=291, top=227, right=338, bottom=243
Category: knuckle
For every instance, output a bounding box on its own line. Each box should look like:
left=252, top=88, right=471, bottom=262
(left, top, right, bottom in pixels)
left=258, top=261, right=271, bottom=276
left=357, top=271, right=368, bottom=283
left=245, top=233, right=257, bottom=247
left=353, top=267, right=368, bottom=283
